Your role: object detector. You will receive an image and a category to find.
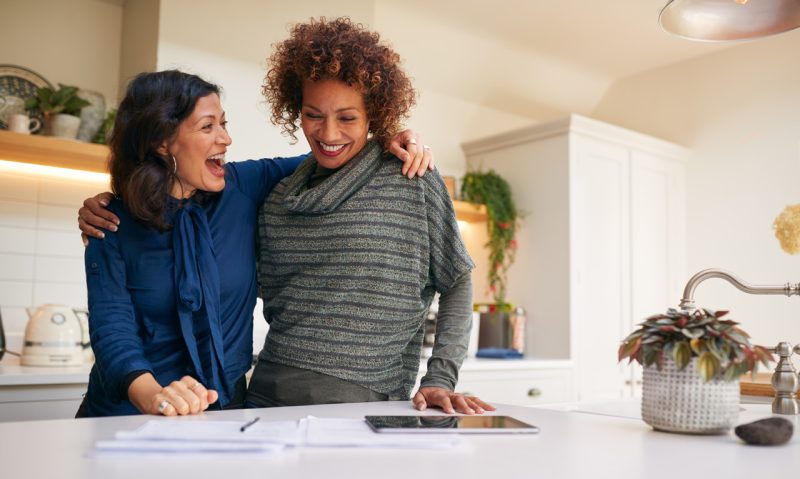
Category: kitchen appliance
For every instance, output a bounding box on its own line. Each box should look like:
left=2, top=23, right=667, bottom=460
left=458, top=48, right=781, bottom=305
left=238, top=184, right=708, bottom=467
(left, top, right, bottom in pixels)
left=21, top=304, right=85, bottom=366
left=476, top=304, right=526, bottom=358
left=74, top=308, right=94, bottom=363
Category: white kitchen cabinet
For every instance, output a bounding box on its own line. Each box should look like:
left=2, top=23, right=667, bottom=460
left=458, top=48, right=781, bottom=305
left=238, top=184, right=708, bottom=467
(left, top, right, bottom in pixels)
left=462, top=114, right=688, bottom=402
left=418, top=358, right=574, bottom=406
left=0, top=356, right=90, bottom=421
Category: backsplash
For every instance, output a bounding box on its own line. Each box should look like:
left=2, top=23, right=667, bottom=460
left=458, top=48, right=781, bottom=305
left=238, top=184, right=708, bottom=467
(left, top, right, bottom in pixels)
left=0, top=167, right=109, bottom=339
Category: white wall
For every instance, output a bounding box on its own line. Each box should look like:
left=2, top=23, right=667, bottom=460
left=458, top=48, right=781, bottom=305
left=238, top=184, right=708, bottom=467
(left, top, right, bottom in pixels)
left=0, top=165, right=109, bottom=349
left=0, top=0, right=121, bottom=342
left=0, top=0, right=123, bottom=108
left=593, top=30, right=800, bottom=348
left=119, top=0, right=159, bottom=101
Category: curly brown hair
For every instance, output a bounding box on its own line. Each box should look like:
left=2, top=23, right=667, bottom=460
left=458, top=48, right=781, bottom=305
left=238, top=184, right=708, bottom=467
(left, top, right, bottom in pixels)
left=264, top=17, right=416, bottom=146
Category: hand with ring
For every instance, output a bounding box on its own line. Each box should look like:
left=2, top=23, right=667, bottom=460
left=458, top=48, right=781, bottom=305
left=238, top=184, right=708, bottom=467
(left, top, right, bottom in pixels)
left=386, top=129, right=435, bottom=178
left=129, top=373, right=218, bottom=416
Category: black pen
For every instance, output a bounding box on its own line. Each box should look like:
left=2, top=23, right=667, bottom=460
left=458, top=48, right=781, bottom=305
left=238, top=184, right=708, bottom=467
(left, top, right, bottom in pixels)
left=240, top=416, right=260, bottom=432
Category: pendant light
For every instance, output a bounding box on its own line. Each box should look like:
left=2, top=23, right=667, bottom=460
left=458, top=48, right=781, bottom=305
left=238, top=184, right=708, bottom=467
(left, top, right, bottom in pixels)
left=659, top=0, right=800, bottom=42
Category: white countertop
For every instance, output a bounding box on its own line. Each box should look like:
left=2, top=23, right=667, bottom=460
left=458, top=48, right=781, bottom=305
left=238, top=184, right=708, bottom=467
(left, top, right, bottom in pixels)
left=0, top=355, right=570, bottom=388
left=0, top=355, right=91, bottom=386
left=0, top=399, right=797, bottom=478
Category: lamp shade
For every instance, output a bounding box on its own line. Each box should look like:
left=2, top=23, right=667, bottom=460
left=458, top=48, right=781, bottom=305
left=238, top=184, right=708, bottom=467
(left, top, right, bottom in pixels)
left=659, top=0, right=800, bottom=41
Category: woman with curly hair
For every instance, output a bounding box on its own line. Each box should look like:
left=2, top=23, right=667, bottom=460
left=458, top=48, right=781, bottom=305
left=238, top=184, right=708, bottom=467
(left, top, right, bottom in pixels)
left=247, top=17, right=494, bottom=415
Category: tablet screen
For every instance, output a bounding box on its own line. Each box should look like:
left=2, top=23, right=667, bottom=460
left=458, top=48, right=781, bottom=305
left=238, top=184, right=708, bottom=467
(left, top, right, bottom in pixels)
left=364, top=415, right=539, bottom=434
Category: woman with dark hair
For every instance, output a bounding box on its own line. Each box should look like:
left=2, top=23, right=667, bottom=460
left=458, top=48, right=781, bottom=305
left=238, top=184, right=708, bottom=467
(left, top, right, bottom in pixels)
left=80, top=69, right=430, bottom=417
left=247, top=17, right=494, bottom=415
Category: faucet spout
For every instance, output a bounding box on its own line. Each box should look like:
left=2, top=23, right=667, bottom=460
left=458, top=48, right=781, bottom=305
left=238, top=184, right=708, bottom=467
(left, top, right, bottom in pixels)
left=679, top=268, right=800, bottom=311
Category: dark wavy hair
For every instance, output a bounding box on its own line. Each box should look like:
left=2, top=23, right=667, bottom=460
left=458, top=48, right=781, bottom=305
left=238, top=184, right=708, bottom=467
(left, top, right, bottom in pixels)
left=108, top=70, right=220, bottom=231
left=264, top=17, right=416, bottom=146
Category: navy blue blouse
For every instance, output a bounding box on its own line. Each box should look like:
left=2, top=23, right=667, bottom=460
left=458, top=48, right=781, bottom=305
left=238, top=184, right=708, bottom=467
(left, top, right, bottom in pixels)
left=83, top=156, right=303, bottom=417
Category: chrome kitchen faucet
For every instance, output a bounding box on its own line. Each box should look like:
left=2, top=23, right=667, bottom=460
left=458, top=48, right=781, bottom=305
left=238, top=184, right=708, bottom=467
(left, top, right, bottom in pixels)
left=679, top=268, right=800, bottom=415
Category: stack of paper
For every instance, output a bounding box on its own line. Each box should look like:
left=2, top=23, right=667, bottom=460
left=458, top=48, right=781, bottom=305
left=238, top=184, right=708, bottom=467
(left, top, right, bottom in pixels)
left=95, top=416, right=463, bottom=454
left=95, top=418, right=299, bottom=454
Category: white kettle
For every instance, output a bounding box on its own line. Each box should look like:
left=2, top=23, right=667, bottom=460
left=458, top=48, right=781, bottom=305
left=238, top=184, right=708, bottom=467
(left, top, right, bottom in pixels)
left=21, top=304, right=88, bottom=367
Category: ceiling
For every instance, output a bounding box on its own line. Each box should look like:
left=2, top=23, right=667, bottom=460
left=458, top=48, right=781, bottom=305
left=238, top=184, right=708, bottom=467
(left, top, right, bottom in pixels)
left=389, top=0, right=735, bottom=119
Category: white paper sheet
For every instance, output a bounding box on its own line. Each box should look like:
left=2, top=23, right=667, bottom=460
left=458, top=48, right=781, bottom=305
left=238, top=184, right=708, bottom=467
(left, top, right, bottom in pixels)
left=115, top=418, right=303, bottom=445
left=95, top=439, right=285, bottom=454
left=96, top=416, right=462, bottom=454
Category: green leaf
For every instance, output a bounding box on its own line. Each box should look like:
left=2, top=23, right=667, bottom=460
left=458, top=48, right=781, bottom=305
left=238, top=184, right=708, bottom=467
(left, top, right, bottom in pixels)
left=697, top=351, right=720, bottom=381
left=643, top=346, right=659, bottom=367
left=723, top=363, right=739, bottom=382
left=681, top=328, right=704, bottom=339
left=726, top=331, right=749, bottom=345
left=673, top=341, right=691, bottom=370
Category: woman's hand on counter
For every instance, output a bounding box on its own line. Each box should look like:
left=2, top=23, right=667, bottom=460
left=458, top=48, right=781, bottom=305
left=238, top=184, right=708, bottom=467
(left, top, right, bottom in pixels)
left=412, top=387, right=496, bottom=415
left=79, top=191, right=119, bottom=246
left=128, top=373, right=218, bottom=416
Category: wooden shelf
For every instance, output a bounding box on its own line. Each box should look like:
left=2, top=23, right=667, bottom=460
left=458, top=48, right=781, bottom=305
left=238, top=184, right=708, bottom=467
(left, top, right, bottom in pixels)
left=453, top=200, right=487, bottom=223
left=0, top=130, right=109, bottom=173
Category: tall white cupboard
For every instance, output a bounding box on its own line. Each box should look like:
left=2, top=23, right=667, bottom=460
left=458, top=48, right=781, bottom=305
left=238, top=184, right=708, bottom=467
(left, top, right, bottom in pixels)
left=462, top=114, right=688, bottom=401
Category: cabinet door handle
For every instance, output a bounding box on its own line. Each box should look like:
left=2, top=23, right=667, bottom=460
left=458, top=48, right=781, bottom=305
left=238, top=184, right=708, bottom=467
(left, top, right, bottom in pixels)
left=527, top=388, right=542, bottom=397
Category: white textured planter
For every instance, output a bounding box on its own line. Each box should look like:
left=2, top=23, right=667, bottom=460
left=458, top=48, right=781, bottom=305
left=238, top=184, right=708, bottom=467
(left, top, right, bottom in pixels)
left=641, top=357, right=739, bottom=434
left=47, top=113, right=81, bottom=139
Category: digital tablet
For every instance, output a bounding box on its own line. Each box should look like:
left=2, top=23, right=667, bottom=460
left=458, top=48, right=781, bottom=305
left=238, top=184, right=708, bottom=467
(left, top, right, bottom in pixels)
left=364, top=415, right=539, bottom=434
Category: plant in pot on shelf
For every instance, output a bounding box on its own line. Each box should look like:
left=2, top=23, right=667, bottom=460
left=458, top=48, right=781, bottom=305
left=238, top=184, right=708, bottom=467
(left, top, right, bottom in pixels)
left=619, top=307, right=773, bottom=434
left=25, top=84, right=90, bottom=139
left=461, top=170, right=524, bottom=357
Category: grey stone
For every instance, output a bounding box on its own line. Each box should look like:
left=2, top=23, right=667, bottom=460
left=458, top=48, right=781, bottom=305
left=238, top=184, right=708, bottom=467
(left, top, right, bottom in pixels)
left=734, top=417, right=793, bottom=446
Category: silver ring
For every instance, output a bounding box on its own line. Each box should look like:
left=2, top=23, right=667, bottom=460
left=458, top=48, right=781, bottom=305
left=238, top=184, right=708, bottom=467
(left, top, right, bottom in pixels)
left=157, top=399, right=170, bottom=414
left=423, top=145, right=431, bottom=150
left=189, top=382, right=200, bottom=390
left=407, top=139, right=418, bottom=146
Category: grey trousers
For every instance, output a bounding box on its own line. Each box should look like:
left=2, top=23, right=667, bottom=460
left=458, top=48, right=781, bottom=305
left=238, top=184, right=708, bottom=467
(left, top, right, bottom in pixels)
left=246, top=360, right=388, bottom=407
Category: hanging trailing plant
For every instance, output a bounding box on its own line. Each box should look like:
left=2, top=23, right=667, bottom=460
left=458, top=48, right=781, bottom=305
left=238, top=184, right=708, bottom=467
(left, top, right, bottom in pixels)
left=460, top=170, right=519, bottom=307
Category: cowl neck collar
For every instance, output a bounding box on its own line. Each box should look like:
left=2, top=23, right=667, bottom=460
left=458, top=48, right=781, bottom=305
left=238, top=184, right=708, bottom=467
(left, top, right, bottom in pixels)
left=281, top=140, right=383, bottom=214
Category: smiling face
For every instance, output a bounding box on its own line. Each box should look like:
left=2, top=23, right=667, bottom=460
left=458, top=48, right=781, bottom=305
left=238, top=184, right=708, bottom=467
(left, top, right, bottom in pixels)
left=163, top=93, right=232, bottom=198
left=300, top=78, right=370, bottom=169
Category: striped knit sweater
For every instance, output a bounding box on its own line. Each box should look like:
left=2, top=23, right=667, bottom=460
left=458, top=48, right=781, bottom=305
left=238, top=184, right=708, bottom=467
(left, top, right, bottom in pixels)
left=255, top=141, right=474, bottom=399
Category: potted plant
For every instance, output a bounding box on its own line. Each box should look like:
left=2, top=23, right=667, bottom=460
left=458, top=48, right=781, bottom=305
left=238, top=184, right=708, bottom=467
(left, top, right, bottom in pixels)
left=460, top=170, right=519, bottom=308
left=619, top=307, right=773, bottom=434
left=461, top=170, right=522, bottom=356
left=25, top=84, right=90, bottom=138
left=91, top=108, right=116, bottom=145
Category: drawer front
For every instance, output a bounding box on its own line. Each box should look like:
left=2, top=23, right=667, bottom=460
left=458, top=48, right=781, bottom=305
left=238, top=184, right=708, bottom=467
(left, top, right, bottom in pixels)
left=455, top=369, right=574, bottom=406
left=0, top=399, right=83, bottom=421
left=0, top=384, right=86, bottom=421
